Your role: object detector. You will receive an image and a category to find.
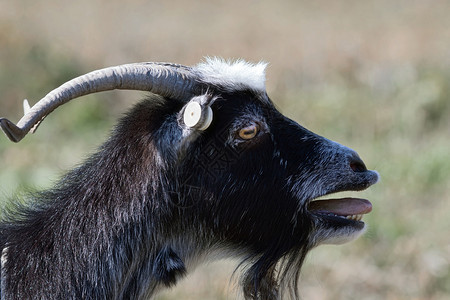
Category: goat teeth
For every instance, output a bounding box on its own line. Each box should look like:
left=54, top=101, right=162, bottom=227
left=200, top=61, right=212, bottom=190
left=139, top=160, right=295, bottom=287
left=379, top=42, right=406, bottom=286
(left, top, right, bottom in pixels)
left=345, top=214, right=363, bottom=221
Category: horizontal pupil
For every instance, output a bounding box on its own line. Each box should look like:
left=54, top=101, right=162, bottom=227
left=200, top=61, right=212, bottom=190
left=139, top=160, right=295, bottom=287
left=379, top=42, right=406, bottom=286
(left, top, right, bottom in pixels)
left=239, top=125, right=258, bottom=140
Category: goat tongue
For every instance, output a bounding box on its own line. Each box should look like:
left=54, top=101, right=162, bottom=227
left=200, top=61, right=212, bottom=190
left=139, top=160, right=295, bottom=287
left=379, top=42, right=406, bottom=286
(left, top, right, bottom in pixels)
left=308, top=198, right=372, bottom=216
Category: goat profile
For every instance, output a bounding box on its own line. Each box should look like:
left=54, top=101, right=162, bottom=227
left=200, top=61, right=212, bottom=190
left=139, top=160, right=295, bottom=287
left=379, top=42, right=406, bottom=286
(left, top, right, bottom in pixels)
left=0, top=58, right=379, bottom=299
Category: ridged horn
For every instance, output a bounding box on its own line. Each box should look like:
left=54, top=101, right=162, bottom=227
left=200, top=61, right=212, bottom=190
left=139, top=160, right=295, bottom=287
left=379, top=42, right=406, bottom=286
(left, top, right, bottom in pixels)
left=0, top=62, right=199, bottom=142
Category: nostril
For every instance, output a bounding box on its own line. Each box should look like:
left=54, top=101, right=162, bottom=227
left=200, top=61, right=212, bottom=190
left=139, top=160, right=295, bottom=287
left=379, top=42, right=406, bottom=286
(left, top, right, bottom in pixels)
left=350, top=160, right=367, bottom=173
left=347, top=150, right=368, bottom=173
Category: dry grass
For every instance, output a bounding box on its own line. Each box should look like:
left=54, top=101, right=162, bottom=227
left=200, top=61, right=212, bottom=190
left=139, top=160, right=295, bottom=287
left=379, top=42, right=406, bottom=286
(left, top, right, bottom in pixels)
left=1, top=0, right=449, bottom=299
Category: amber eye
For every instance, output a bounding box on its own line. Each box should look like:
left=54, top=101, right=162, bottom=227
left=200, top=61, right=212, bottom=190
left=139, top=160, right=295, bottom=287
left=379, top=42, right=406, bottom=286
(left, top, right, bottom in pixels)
left=238, top=124, right=259, bottom=140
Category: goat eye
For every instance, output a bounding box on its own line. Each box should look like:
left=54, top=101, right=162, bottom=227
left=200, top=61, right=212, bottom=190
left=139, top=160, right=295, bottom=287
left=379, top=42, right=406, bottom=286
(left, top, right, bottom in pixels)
left=238, top=124, right=259, bottom=140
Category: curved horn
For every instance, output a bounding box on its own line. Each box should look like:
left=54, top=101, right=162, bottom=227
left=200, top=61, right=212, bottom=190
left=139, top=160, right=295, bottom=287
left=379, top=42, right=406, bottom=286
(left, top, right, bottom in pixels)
left=0, top=62, right=199, bottom=142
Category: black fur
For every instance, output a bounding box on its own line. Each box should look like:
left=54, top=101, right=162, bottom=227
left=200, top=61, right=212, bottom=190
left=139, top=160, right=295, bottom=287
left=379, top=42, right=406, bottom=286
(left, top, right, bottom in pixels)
left=152, top=246, right=186, bottom=287
left=0, top=90, right=377, bottom=299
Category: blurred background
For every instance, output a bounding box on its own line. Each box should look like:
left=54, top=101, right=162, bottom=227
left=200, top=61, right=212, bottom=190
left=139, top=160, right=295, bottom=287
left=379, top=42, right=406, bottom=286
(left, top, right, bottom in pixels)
left=0, top=0, right=449, bottom=299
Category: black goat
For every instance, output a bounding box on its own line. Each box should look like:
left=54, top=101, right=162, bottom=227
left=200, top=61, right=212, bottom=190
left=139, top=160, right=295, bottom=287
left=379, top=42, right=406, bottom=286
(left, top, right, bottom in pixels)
left=0, top=58, right=379, bottom=299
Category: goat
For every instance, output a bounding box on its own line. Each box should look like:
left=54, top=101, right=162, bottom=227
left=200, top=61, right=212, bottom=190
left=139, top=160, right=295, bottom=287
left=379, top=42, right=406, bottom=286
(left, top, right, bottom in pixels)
left=0, top=58, right=379, bottom=299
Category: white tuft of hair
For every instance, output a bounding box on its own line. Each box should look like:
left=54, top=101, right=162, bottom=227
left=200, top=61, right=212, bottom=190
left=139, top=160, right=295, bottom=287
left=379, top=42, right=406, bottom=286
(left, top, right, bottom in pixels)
left=1, top=247, right=7, bottom=292
left=195, top=57, right=267, bottom=93
left=1, top=247, right=7, bottom=265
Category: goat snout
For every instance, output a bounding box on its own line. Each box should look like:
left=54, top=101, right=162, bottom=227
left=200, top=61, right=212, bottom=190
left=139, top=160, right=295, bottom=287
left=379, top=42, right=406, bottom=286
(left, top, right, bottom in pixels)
left=318, top=141, right=379, bottom=193
left=348, top=152, right=368, bottom=173
left=328, top=142, right=371, bottom=174
left=345, top=149, right=379, bottom=184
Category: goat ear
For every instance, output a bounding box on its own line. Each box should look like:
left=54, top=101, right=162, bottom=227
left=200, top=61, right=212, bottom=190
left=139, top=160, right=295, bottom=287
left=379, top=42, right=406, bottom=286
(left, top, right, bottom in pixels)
left=152, top=246, right=186, bottom=287
left=179, top=94, right=215, bottom=131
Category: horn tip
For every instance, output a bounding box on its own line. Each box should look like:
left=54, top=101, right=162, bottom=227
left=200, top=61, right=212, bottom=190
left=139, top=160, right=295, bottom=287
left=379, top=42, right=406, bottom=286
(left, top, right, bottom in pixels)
left=0, top=118, right=25, bottom=142
left=23, top=99, right=31, bottom=115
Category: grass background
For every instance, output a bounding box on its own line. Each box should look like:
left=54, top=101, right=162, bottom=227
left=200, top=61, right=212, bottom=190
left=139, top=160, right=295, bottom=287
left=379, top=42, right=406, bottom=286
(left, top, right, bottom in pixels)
left=0, top=0, right=449, bottom=299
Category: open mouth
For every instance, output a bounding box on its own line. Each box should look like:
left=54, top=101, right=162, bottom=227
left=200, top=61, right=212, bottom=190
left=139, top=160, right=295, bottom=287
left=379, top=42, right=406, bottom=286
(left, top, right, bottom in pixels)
left=306, top=169, right=379, bottom=230
left=306, top=195, right=374, bottom=245
left=308, top=197, right=372, bottom=224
